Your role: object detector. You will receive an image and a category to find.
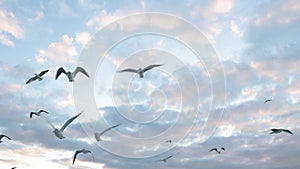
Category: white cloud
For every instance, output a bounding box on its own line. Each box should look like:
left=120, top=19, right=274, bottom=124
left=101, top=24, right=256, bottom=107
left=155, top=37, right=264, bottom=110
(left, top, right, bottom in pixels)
left=28, top=10, right=44, bottom=22
left=36, top=34, right=78, bottom=64
left=209, top=0, right=233, bottom=14
left=254, top=0, right=300, bottom=26
left=230, top=20, right=242, bottom=37
left=87, top=10, right=121, bottom=30
left=75, top=32, right=91, bottom=46
left=0, top=8, right=24, bottom=46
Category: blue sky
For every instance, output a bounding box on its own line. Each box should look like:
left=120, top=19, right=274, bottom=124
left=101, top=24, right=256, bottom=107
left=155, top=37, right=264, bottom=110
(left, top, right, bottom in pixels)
left=1, top=0, right=300, bottom=169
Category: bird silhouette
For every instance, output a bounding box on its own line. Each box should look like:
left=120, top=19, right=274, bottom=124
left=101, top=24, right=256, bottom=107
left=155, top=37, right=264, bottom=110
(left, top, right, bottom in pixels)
left=209, top=147, right=225, bottom=154
left=55, top=67, right=89, bottom=82
left=157, top=155, right=173, bottom=162
left=30, top=109, right=49, bottom=118
left=165, top=140, right=172, bottom=144
left=269, top=128, right=293, bottom=135
left=26, top=69, right=49, bottom=84
left=264, top=99, right=272, bottom=103
left=72, top=149, right=94, bottom=165
left=118, top=64, right=163, bottom=78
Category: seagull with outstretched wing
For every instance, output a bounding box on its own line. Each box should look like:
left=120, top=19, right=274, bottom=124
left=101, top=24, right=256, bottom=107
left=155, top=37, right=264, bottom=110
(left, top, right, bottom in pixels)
left=55, top=67, right=89, bottom=82
left=269, top=128, right=293, bottom=135
left=264, top=99, right=272, bottom=103
left=118, top=64, right=163, bottom=78
left=44, top=112, right=82, bottom=139
left=0, top=134, right=11, bottom=143
left=30, top=109, right=49, bottom=118
left=157, top=155, right=173, bottom=162
left=72, top=149, right=95, bottom=165
left=94, top=123, right=121, bottom=141
left=26, top=69, right=49, bottom=84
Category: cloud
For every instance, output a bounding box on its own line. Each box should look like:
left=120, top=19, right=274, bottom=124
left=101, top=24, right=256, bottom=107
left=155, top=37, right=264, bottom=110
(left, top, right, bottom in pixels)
left=28, top=10, right=44, bottom=22
left=209, top=0, right=233, bottom=14
left=86, top=10, right=121, bottom=30
left=230, top=20, right=242, bottom=37
left=75, top=32, right=91, bottom=46
left=0, top=8, right=24, bottom=46
left=36, top=35, right=78, bottom=64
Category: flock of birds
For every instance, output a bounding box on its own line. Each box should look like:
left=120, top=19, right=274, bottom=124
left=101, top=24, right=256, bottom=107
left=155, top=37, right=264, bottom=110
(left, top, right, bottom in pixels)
left=1, top=64, right=295, bottom=168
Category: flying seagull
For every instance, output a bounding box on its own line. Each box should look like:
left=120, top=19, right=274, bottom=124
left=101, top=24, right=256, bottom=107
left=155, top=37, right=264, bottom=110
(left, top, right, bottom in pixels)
left=264, top=99, right=272, bottom=103
left=55, top=67, right=89, bottom=82
left=0, top=134, right=11, bottom=143
left=165, top=140, right=172, bottom=144
left=157, top=155, right=173, bottom=162
left=45, top=112, right=82, bottom=139
left=11, top=167, right=16, bottom=169
left=209, top=147, right=225, bottom=154
left=94, top=123, right=121, bottom=141
left=269, top=128, right=293, bottom=135
left=30, top=109, right=49, bottom=118
left=26, top=69, right=49, bottom=84
left=72, top=149, right=95, bottom=165
left=118, top=64, right=163, bottom=78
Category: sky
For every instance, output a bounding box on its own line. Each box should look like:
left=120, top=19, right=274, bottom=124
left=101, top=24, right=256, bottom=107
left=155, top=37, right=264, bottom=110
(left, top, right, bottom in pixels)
left=0, top=0, right=300, bottom=169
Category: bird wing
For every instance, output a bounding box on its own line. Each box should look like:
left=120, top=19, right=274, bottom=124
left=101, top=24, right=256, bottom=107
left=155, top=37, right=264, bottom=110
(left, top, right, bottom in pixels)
left=30, top=112, right=37, bottom=118
left=39, top=110, right=49, bottom=114
left=143, top=64, right=163, bottom=72
left=55, top=67, right=67, bottom=80
left=26, top=76, right=38, bottom=84
left=72, top=150, right=82, bottom=165
left=283, top=129, right=294, bottom=135
left=209, top=148, right=218, bottom=152
left=264, top=99, right=272, bottom=103
left=73, top=67, right=90, bottom=78
left=95, top=123, right=121, bottom=140
left=0, top=134, right=11, bottom=140
left=221, top=147, right=225, bottom=151
left=89, top=151, right=95, bottom=162
left=165, top=155, right=173, bottom=160
left=60, top=112, right=82, bottom=131
left=4, top=135, right=11, bottom=140
left=38, top=69, right=49, bottom=76
left=118, top=68, right=138, bottom=73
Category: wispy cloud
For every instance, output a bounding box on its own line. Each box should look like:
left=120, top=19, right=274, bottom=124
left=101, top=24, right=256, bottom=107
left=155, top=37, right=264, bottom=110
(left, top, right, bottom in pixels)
left=0, top=8, right=24, bottom=46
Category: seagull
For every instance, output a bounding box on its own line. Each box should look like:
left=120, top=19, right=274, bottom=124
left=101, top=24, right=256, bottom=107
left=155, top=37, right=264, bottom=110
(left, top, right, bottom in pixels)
left=0, top=134, right=11, bottom=143
left=45, top=112, right=82, bottom=139
left=94, top=123, right=121, bottom=141
left=157, top=155, right=173, bottom=162
left=26, top=69, right=49, bottom=84
left=221, top=147, right=225, bottom=151
left=55, top=67, right=89, bottom=82
left=264, top=99, right=272, bottom=103
left=118, top=64, right=163, bottom=78
left=165, top=140, right=172, bottom=144
left=269, top=128, right=293, bottom=135
left=72, top=149, right=95, bottom=165
left=11, top=167, right=16, bottom=169
left=30, top=109, right=49, bottom=118
left=209, top=148, right=220, bottom=154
